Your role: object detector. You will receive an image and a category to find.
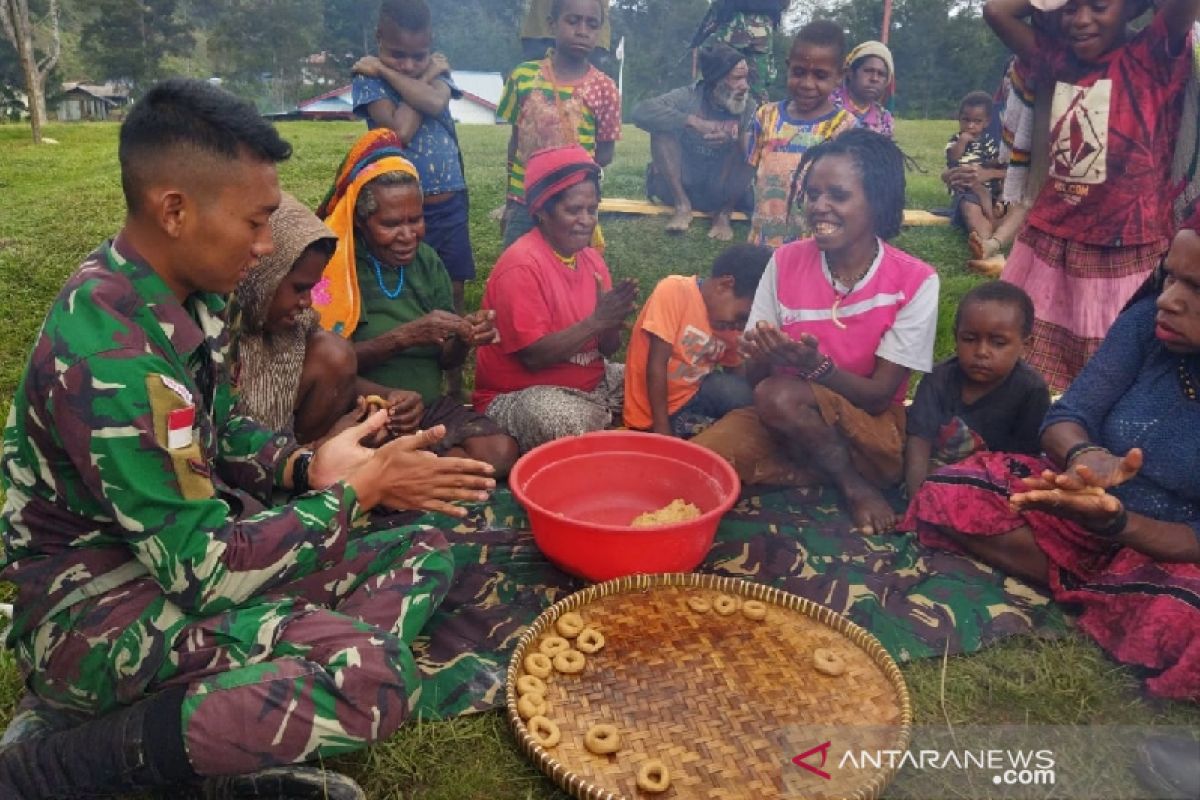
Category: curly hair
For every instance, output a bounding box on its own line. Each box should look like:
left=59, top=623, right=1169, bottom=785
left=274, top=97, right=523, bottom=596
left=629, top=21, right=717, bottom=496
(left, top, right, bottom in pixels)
left=956, top=280, right=1036, bottom=338
left=355, top=170, right=420, bottom=227
left=787, top=128, right=907, bottom=241
left=550, top=0, right=606, bottom=23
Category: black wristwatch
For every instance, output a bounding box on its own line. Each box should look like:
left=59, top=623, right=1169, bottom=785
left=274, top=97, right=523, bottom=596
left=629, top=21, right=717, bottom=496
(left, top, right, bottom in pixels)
left=292, top=449, right=315, bottom=495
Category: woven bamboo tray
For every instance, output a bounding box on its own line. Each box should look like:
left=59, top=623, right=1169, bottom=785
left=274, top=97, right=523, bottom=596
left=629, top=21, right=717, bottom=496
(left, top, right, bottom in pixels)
left=506, top=573, right=912, bottom=800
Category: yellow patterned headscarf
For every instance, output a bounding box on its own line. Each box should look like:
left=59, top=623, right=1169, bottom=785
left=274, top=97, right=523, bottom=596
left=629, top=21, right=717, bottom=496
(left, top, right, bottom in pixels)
left=314, top=129, right=419, bottom=338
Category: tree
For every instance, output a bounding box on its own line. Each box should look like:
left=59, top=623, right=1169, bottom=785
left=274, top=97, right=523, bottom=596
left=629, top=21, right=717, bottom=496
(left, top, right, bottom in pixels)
left=1, top=0, right=61, bottom=143
left=78, top=0, right=193, bottom=97
left=208, top=0, right=323, bottom=112
left=611, top=0, right=712, bottom=110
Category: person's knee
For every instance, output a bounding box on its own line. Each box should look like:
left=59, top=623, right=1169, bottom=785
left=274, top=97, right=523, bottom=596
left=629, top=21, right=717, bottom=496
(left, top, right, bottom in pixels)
left=464, top=434, right=520, bottom=478
left=754, top=377, right=820, bottom=432
left=305, top=330, right=357, bottom=385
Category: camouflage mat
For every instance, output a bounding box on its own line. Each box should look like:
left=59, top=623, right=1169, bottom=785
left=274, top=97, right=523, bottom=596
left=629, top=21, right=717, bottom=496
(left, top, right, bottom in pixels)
left=408, top=486, right=1068, bottom=720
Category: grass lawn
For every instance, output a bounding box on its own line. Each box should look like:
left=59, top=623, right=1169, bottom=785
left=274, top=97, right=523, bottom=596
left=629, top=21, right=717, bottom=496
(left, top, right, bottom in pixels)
left=1, top=119, right=1198, bottom=799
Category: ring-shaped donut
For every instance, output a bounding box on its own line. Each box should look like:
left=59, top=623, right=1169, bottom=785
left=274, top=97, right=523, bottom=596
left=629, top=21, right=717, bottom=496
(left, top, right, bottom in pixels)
left=583, top=723, right=622, bottom=755
left=553, top=648, right=586, bottom=674
left=527, top=715, right=561, bottom=748
left=813, top=647, right=846, bottom=676
left=687, top=595, right=711, bottom=613
left=517, top=691, right=547, bottom=720
left=539, top=635, right=572, bottom=657
left=636, top=759, right=671, bottom=793
left=516, top=674, right=546, bottom=697
left=742, top=600, right=767, bottom=621
left=524, top=652, right=552, bottom=678
left=575, top=627, right=605, bottom=654
left=713, top=594, right=739, bottom=615
left=555, top=612, right=586, bottom=638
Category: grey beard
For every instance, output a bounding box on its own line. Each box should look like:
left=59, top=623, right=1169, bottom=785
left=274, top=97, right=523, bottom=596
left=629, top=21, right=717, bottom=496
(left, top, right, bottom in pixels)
left=712, top=83, right=748, bottom=116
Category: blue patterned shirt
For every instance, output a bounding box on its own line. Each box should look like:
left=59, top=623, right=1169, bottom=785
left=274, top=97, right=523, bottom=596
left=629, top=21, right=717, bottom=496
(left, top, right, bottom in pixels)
left=352, top=74, right=466, bottom=195
left=1043, top=297, right=1200, bottom=537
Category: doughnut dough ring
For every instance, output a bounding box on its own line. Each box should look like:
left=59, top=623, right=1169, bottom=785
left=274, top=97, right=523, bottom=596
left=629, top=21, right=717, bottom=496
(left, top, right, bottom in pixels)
left=528, top=715, right=561, bottom=748
left=524, top=652, right=552, bottom=678
left=813, top=647, right=847, bottom=676
left=713, top=594, right=739, bottom=615
left=553, top=648, right=586, bottom=674
left=687, top=595, right=711, bottom=613
left=516, top=674, right=546, bottom=696
left=539, top=635, right=572, bottom=657
left=517, top=692, right=547, bottom=720
left=636, top=759, right=671, bottom=793
left=583, top=723, right=622, bottom=755
left=575, top=627, right=605, bottom=654
left=556, top=612, right=586, bottom=638
left=742, top=600, right=767, bottom=621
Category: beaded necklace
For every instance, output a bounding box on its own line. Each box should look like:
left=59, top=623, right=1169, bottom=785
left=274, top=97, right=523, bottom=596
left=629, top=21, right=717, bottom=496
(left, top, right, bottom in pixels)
left=368, top=251, right=406, bottom=300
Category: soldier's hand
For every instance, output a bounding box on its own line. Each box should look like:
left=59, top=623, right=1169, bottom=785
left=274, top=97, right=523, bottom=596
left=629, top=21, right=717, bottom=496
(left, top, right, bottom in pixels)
left=355, top=426, right=496, bottom=517
left=309, top=409, right=391, bottom=488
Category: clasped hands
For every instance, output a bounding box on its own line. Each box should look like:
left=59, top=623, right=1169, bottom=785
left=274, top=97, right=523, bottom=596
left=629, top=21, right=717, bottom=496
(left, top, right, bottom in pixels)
left=1009, top=447, right=1143, bottom=535
left=308, top=413, right=494, bottom=518
left=409, top=309, right=499, bottom=348
left=740, top=321, right=826, bottom=372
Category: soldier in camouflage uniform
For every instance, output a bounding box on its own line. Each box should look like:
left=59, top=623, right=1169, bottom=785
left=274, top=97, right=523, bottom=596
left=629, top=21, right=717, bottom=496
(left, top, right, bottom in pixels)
left=692, top=0, right=790, bottom=104
left=0, top=78, right=497, bottom=799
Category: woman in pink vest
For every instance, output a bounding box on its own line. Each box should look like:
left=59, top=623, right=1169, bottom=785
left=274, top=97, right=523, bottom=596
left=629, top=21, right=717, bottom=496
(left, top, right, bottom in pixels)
left=694, top=129, right=940, bottom=535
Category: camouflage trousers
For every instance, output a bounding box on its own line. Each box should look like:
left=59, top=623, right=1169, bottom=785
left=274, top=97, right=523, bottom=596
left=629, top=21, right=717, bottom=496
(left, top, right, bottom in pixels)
left=713, top=12, right=778, bottom=103
left=16, top=521, right=454, bottom=777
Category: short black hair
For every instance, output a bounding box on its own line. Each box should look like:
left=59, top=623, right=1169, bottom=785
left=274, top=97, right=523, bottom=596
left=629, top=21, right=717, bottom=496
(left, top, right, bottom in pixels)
left=379, top=0, right=431, bottom=33
left=118, top=79, right=291, bottom=213
left=791, top=19, right=847, bottom=64
left=710, top=244, right=772, bottom=297
left=959, top=90, right=994, bottom=118
left=792, top=128, right=907, bottom=241
left=955, top=280, right=1036, bottom=337
left=550, top=0, right=606, bottom=23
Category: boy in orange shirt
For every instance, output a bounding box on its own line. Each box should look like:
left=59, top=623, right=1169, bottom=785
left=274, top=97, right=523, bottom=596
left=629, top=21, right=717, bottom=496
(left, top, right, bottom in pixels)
left=625, top=244, right=773, bottom=436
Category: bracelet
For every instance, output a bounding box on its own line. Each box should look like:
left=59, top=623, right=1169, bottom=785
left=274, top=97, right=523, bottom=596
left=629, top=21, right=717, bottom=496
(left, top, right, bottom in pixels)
left=291, top=449, right=315, bottom=496
left=799, top=355, right=834, bottom=383
left=1064, top=442, right=1108, bottom=467
left=1086, top=505, right=1128, bottom=539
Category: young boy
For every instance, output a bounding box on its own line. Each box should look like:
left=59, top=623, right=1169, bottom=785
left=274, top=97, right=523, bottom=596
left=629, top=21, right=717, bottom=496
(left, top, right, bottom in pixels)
left=903, top=280, right=1050, bottom=499
left=497, top=0, right=621, bottom=248
left=746, top=20, right=858, bottom=247
left=351, top=0, right=474, bottom=342
left=624, top=244, right=773, bottom=436
left=943, top=91, right=1008, bottom=263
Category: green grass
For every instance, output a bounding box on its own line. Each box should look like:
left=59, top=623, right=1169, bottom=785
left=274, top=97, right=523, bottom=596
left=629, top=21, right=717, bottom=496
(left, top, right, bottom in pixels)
left=1, top=120, right=1198, bottom=799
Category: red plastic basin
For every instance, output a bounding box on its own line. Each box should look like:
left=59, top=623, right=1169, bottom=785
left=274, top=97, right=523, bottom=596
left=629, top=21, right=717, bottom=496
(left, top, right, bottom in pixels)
left=509, top=430, right=741, bottom=582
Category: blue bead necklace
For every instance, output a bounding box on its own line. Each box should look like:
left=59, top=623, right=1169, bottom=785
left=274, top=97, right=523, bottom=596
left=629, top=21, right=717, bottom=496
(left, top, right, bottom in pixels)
left=368, top=251, right=406, bottom=299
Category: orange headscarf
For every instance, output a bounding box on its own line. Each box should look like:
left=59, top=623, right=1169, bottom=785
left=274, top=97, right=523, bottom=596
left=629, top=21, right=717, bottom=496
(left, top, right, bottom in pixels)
left=314, top=129, right=419, bottom=338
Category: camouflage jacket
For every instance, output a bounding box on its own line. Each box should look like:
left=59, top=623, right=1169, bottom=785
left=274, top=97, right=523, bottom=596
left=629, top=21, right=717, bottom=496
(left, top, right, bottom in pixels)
left=0, top=237, right=363, bottom=645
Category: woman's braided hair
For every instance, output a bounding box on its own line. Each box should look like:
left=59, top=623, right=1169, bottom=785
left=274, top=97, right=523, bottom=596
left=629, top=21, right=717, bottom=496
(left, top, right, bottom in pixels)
left=785, top=128, right=908, bottom=241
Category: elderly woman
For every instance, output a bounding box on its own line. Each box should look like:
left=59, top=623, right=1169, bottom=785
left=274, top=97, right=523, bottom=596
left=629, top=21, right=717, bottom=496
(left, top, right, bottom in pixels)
left=830, top=41, right=895, bottom=138
left=903, top=221, right=1200, bottom=704
left=474, top=145, right=638, bottom=453
left=313, top=130, right=519, bottom=474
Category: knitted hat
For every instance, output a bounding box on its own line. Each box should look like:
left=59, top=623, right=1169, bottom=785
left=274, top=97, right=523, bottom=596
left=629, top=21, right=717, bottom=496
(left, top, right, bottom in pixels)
left=698, top=42, right=745, bottom=85
left=523, top=145, right=601, bottom=217
left=236, top=192, right=335, bottom=334
left=845, top=41, right=895, bottom=92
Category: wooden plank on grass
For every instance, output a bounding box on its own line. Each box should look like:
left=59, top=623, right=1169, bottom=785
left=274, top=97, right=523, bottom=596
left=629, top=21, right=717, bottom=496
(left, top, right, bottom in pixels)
left=598, top=198, right=950, bottom=226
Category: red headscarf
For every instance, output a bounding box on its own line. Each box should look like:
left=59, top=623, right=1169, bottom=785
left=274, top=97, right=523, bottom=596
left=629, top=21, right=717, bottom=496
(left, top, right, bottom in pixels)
left=523, top=145, right=601, bottom=217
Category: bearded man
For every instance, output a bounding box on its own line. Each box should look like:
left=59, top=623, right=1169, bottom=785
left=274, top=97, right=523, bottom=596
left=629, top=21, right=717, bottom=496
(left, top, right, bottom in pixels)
left=631, top=42, right=757, bottom=240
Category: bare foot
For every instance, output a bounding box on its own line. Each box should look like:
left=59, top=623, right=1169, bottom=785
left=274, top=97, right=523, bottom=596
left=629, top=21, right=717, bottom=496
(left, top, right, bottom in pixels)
left=967, top=256, right=1005, bottom=278
left=968, top=231, right=985, bottom=260
left=666, top=206, right=692, bottom=234
left=842, top=481, right=896, bottom=536
left=708, top=212, right=734, bottom=241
